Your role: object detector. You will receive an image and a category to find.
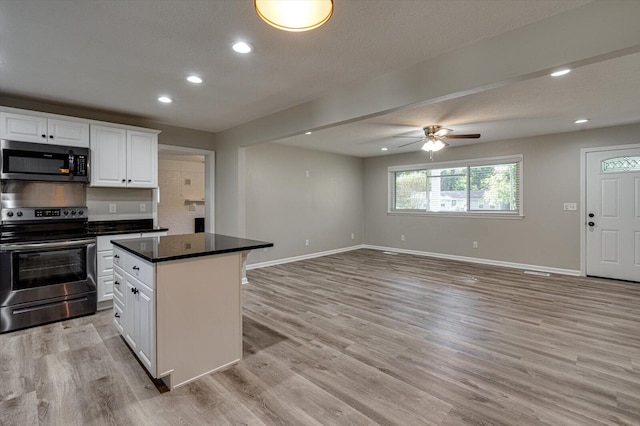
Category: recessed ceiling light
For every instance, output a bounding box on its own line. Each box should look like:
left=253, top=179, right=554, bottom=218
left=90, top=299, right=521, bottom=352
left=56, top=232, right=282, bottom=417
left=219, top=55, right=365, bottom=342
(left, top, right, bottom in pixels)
left=186, top=75, right=203, bottom=84
left=158, top=96, right=173, bottom=103
left=232, top=41, right=253, bottom=54
left=550, top=69, right=571, bottom=77
left=574, top=118, right=589, bottom=124
left=381, top=147, right=388, bottom=151
left=305, top=131, right=312, bottom=135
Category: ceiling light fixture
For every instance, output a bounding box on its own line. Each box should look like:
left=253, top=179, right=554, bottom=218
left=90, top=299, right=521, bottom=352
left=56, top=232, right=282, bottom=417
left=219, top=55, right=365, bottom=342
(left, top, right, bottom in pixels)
left=232, top=41, right=253, bottom=54
left=187, top=75, right=203, bottom=84
left=550, top=69, right=571, bottom=77
left=421, top=135, right=447, bottom=160
left=381, top=147, right=388, bottom=151
left=305, top=131, right=312, bottom=135
left=574, top=118, right=590, bottom=124
left=158, top=96, right=173, bottom=103
left=255, top=0, right=333, bottom=32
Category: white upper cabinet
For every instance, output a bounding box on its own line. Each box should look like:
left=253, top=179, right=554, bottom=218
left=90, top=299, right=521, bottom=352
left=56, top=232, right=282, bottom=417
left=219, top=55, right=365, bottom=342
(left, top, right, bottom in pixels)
left=127, top=130, right=158, bottom=188
left=0, top=112, right=89, bottom=147
left=91, top=125, right=158, bottom=188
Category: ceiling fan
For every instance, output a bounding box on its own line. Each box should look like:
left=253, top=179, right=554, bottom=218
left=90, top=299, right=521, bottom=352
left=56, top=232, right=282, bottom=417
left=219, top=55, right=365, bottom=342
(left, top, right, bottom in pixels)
left=396, top=125, right=480, bottom=160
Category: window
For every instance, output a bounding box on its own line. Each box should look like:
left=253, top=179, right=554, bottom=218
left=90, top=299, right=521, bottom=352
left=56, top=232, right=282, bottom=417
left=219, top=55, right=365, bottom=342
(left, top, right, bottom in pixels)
left=389, top=155, right=523, bottom=216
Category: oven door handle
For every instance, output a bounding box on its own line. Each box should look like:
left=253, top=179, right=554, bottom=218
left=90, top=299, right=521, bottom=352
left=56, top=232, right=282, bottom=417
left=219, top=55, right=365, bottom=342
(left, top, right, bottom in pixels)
left=1, top=238, right=96, bottom=251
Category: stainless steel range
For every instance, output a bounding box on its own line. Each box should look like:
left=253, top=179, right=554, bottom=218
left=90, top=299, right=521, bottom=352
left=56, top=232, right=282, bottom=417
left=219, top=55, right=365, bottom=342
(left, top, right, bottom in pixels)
left=0, top=181, right=96, bottom=333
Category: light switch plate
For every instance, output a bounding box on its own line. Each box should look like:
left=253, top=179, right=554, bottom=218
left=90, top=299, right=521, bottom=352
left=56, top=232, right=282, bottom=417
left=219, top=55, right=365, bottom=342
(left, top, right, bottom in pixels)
left=563, top=202, right=577, bottom=211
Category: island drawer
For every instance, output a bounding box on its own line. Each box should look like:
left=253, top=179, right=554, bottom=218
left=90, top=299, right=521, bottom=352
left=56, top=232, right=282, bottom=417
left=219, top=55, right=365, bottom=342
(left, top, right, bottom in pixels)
left=113, top=247, right=125, bottom=268
left=123, top=252, right=154, bottom=287
left=113, top=265, right=125, bottom=302
left=113, top=297, right=124, bottom=335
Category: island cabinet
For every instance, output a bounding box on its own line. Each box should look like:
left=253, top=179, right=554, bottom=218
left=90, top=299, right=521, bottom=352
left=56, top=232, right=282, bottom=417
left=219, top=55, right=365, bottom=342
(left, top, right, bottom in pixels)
left=111, top=233, right=273, bottom=390
left=96, top=231, right=167, bottom=304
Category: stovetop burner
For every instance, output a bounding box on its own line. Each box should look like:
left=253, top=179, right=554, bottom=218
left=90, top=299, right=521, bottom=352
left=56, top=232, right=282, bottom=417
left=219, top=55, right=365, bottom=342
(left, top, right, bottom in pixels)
left=0, top=206, right=90, bottom=244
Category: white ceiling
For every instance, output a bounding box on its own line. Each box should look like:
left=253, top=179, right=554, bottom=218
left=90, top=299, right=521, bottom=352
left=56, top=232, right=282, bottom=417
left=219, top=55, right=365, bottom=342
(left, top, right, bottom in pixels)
left=2, top=1, right=638, bottom=158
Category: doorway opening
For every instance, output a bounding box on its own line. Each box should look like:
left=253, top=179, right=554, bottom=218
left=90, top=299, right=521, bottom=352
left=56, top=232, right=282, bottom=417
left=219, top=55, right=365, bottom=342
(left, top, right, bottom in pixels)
left=157, top=145, right=215, bottom=235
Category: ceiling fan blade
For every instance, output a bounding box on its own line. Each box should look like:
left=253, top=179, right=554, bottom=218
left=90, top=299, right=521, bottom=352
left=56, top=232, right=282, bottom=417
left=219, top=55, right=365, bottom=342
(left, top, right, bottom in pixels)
left=434, top=127, right=452, bottom=137
left=397, top=139, right=424, bottom=148
left=393, top=134, right=424, bottom=139
left=444, top=134, right=481, bottom=139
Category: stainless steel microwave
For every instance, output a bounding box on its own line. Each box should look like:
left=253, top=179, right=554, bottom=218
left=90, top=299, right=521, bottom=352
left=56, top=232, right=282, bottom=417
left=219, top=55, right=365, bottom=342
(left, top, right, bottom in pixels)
left=0, top=140, right=89, bottom=182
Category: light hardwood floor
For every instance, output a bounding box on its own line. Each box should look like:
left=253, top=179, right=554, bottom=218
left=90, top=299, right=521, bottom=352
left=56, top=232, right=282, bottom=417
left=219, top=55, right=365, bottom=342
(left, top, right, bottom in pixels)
left=1, top=249, right=639, bottom=425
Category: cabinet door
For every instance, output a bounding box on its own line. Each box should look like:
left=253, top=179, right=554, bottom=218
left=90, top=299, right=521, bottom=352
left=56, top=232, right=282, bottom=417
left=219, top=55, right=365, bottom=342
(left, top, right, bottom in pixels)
left=135, top=281, right=155, bottom=374
left=90, top=125, right=127, bottom=187
left=47, top=119, right=89, bottom=147
left=97, top=275, right=114, bottom=302
left=126, top=130, right=158, bottom=188
left=0, top=112, right=47, bottom=143
left=123, top=274, right=138, bottom=351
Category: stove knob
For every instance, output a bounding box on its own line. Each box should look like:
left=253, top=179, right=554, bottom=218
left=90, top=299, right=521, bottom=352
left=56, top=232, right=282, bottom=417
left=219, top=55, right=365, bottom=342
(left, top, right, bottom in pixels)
left=63, top=210, right=69, bottom=216
left=77, top=210, right=84, bottom=216
left=16, top=211, right=23, bottom=217
left=6, top=211, right=13, bottom=217
left=70, top=210, right=77, bottom=215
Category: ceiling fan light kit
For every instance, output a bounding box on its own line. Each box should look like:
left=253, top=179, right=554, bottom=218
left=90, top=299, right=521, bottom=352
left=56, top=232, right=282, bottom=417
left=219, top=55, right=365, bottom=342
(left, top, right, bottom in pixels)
left=396, top=124, right=481, bottom=160
left=255, top=0, right=334, bottom=32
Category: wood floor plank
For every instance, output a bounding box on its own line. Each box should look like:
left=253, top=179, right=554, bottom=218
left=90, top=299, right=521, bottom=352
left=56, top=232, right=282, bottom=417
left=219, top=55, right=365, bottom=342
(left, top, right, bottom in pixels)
left=0, top=248, right=639, bottom=425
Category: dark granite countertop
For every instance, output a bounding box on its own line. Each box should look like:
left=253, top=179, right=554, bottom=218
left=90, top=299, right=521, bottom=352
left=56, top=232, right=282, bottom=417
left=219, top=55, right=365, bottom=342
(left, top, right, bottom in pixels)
left=88, top=219, right=168, bottom=236
left=111, top=233, right=273, bottom=263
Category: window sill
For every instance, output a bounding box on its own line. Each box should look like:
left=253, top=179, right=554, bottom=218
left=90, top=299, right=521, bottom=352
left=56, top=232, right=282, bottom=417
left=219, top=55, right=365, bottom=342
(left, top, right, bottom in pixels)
left=387, top=211, right=524, bottom=220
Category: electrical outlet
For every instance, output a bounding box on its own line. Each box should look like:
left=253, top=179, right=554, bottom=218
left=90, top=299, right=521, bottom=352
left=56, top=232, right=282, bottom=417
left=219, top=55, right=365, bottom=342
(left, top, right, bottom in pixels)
left=140, top=203, right=146, bottom=212
left=400, top=234, right=405, bottom=241
left=563, top=202, right=577, bottom=211
left=109, top=204, right=116, bottom=213
left=351, top=233, right=355, bottom=240
left=188, top=204, right=196, bottom=211
left=305, top=239, right=310, bottom=246
left=473, top=241, right=479, bottom=249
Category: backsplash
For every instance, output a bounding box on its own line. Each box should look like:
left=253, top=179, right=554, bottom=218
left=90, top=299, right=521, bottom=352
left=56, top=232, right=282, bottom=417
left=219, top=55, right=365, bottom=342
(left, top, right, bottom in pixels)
left=87, top=187, right=154, bottom=221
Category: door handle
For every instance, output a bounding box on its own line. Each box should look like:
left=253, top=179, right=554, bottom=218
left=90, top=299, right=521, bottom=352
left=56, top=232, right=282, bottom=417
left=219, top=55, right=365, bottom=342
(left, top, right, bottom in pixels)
left=588, top=213, right=595, bottom=218
left=588, top=221, right=595, bottom=227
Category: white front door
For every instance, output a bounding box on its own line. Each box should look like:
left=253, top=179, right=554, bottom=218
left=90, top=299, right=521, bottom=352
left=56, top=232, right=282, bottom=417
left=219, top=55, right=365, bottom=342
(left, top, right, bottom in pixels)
left=585, top=148, right=640, bottom=282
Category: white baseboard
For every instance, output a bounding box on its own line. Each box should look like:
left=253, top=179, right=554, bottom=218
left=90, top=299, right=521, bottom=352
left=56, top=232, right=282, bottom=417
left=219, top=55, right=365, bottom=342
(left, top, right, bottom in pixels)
left=363, top=244, right=581, bottom=276
left=246, top=245, right=365, bottom=270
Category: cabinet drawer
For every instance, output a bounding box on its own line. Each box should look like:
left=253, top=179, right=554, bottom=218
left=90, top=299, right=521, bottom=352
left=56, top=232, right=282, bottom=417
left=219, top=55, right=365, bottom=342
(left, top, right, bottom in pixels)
left=97, top=250, right=114, bottom=277
left=124, top=254, right=154, bottom=287
left=97, top=275, right=113, bottom=302
left=112, top=247, right=125, bottom=268
left=113, top=265, right=125, bottom=303
left=98, top=233, right=139, bottom=251
left=113, top=297, right=124, bottom=335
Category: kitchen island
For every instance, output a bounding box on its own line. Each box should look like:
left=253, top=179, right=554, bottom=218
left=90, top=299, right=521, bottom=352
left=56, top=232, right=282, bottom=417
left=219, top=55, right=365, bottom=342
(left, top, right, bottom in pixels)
left=111, top=233, right=273, bottom=390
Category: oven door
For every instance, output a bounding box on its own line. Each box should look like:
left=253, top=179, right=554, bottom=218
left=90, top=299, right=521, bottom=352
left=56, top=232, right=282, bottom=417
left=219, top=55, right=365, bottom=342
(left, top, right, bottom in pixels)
left=0, top=238, right=96, bottom=307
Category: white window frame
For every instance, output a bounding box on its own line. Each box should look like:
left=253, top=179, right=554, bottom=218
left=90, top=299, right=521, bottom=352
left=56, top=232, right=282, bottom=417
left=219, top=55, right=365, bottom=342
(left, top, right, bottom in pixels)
left=388, top=155, right=524, bottom=219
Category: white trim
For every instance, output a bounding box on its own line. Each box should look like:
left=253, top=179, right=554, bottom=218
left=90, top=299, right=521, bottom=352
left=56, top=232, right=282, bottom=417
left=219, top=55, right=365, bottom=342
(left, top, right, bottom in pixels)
left=364, top=245, right=580, bottom=276
left=388, top=154, right=523, bottom=217
left=580, top=142, right=640, bottom=276
left=245, top=244, right=579, bottom=276
left=246, top=245, right=365, bottom=270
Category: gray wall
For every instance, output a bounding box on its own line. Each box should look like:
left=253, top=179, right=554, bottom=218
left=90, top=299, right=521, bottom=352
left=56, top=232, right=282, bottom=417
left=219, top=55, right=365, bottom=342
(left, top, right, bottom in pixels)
left=364, top=123, right=640, bottom=271
left=244, top=143, right=364, bottom=265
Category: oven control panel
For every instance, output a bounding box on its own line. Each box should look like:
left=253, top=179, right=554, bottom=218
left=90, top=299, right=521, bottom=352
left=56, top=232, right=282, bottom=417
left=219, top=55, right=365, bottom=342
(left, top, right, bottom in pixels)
left=1, top=207, right=88, bottom=222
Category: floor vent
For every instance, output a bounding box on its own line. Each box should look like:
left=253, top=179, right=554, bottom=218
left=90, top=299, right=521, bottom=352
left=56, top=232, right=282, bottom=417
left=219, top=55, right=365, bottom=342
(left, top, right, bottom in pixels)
left=524, top=270, right=551, bottom=277
left=383, top=251, right=398, bottom=255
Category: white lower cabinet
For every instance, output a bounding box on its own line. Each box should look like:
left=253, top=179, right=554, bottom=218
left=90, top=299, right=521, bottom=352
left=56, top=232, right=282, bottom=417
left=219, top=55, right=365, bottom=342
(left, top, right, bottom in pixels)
left=115, top=247, right=156, bottom=376
left=96, top=231, right=166, bottom=303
